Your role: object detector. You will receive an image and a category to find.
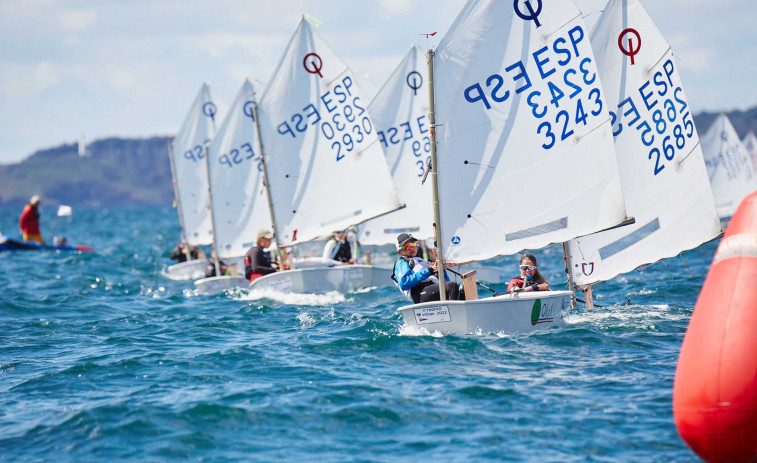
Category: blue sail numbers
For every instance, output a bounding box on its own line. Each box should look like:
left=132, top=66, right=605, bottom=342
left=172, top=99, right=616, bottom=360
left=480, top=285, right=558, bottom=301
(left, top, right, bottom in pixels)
left=432, top=0, right=626, bottom=263
left=462, top=22, right=605, bottom=152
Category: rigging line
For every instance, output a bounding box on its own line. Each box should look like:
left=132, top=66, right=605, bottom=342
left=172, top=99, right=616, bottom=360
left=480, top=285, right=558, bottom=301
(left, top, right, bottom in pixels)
left=679, top=252, right=694, bottom=279
left=463, top=160, right=494, bottom=169
left=445, top=267, right=503, bottom=295
left=575, top=297, right=603, bottom=308
left=676, top=140, right=702, bottom=164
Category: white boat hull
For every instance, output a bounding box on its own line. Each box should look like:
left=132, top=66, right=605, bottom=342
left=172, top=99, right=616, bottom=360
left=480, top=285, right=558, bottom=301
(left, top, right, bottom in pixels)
left=397, top=291, right=572, bottom=336
left=194, top=275, right=248, bottom=295
left=162, top=260, right=207, bottom=280
left=249, top=265, right=390, bottom=294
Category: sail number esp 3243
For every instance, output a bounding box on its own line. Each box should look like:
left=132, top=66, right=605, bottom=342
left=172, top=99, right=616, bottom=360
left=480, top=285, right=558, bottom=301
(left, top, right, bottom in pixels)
left=462, top=22, right=603, bottom=151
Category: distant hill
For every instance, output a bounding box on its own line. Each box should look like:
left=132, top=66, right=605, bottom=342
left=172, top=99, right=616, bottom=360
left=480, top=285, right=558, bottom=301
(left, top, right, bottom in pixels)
left=0, top=137, right=174, bottom=208
left=693, top=106, right=757, bottom=140
left=0, top=105, right=756, bottom=209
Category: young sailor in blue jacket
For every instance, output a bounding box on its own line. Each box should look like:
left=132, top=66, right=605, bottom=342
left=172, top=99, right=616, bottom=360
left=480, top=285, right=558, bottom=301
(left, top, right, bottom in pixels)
left=391, top=233, right=465, bottom=303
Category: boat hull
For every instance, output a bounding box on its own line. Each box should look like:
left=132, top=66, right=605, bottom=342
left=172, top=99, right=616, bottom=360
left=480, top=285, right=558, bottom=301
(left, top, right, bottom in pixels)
left=249, top=265, right=390, bottom=294
left=162, top=260, right=208, bottom=281
left=162, top=257, right=244, bottom=281
left=194, top=275, right=248, bottom=295
left=0, top=236, right=91, bottom=253
left=397, top=291, right=572, bottom=335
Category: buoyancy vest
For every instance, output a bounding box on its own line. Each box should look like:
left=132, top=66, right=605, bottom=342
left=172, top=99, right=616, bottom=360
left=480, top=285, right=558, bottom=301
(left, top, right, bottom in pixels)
left=329, top=238, right=352, bottom=263
left=391, top=256, right=439, bottom=302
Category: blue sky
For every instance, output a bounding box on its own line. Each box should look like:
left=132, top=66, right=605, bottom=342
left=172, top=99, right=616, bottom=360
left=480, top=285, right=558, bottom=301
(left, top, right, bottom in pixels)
left=1, top=0, right=755, bottom=164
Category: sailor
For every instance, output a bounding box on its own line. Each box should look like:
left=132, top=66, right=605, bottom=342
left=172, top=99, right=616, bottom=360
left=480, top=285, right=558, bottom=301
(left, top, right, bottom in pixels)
left=19, top=195, right=44, bottom=243
left=244, top=229, right=279, bottom=282
left=204, top=251, right=229, bottom=278
left=391, top=233, right=464, bottom=303
left=169, top=237, right=203, bottom=263
left=507, top=253, right=550, bottom=292
left=321, top=229, right=356, bottom=265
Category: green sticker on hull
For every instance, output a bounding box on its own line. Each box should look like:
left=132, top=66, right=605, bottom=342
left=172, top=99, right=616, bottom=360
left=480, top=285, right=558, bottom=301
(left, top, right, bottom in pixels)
left=531, top=299, right=541, bottom=325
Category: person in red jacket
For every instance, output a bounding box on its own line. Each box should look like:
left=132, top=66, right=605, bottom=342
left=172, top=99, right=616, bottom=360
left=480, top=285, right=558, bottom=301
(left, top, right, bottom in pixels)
left=507, top=253, right=550, bottom=293
left=19, top=195, right=44, bottom=243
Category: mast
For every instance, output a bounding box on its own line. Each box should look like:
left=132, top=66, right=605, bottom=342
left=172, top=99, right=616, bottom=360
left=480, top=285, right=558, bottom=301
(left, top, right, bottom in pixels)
left=562, top=243, right=578, bottom=309
left=204, top=145, right=221, bottom=277
left=253, top=104, right=285, bottom=267
left=167, top=141, right=190, bottom=257
left=427, top=48, right=446, bottom=301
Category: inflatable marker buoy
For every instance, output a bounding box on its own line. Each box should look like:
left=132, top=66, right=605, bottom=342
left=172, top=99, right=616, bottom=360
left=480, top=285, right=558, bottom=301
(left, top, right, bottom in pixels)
left=673, top=191, right=757, bottom=462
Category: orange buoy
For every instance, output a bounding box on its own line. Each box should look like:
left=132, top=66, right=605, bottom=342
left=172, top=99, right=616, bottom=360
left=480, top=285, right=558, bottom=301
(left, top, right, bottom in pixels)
left=673, top=191, right=757, bottom=462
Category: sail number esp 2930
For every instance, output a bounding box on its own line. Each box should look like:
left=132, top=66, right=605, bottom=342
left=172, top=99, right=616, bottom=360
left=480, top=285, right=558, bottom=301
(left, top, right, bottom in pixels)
left=276, top=75, right=374, bottom=163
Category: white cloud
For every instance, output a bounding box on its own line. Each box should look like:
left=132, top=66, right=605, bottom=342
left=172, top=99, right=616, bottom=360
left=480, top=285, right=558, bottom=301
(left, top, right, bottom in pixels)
left=59, top=9, right=97, bottom=32
left=0, top=62, right=59, bottom=101
left=379, top=0, right=413, bottom=17
left=179, top=32, right=286, bottom=60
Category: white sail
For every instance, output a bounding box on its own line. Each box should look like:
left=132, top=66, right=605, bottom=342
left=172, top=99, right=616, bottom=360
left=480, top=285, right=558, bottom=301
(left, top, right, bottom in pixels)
left=742, top=131, right=757, bottom=174
left=565, top=0, right=721, bottom=287
left=701, top=113, right=757, bottom=219
left=206, top=79, right=273, bottom=259
left=358, top=44, right=434, bottom=245
left=432, top=0, right=626, bottom=264
left=258, top=17, right=402, bottom=246
left=170, top=82, right=227, bottom=246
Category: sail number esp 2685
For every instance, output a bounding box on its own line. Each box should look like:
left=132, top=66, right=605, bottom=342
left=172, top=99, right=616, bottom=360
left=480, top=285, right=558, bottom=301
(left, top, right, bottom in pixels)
left=607, top=58, right=695, bottom=177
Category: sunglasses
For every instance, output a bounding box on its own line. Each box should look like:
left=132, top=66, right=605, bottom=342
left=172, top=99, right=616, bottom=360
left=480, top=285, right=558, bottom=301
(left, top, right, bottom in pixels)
left=520, top=265, right=537, bottom=271
left=400, top=242, right=418, bottom=251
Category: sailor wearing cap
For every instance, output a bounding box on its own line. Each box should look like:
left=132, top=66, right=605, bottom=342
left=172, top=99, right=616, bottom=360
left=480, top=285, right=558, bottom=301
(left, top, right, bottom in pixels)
left=390, top=233, right=464, bottom=303
left=244, top=229, right=278, bottom=282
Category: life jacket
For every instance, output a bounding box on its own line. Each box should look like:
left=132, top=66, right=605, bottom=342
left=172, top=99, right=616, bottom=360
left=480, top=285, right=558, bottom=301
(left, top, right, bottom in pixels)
left=329, top=237, right=352, bottom=263
left=391, top=256, right=438, bottom=302
left=244, top=254, right=264, bottom=282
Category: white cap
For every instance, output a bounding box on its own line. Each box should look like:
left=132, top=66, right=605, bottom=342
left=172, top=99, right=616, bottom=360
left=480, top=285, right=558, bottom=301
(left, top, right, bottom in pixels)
left=30, top=195, right=40, bottom=204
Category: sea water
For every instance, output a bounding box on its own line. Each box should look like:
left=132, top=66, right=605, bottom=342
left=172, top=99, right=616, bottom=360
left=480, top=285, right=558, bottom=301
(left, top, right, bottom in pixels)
left=0, top=206, right=709, bottom=461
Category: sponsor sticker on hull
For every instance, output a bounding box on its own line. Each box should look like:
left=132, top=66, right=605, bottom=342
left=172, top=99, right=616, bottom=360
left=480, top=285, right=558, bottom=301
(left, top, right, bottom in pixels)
left=413, top=305, right=452, bottom=325
left=268, top=275, right=294, bottom=290
left=347, top=268, right=364, bottom=279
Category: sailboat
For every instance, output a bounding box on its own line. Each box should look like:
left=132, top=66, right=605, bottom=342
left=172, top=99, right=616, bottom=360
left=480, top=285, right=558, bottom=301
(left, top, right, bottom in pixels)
left=700, top=112, right=757, bottom=221
left=247, top=16, right=405, bottom=295
left=396, top=0, right=628, bottom=335
left=194, top=79, right=267, bottom=294
left=358, top=44, right=435, bottom=248
left=163, top=82, right=226, bottom=280
left=355, top=44, right=504, bottom=283
left=563, top=0, right=722, bottom=304
left=743, top=131, right=757, bottom=176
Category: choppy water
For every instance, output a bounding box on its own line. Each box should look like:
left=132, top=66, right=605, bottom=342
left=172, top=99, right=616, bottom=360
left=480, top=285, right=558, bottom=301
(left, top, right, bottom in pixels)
left=0, top=206, right=710, bottom=461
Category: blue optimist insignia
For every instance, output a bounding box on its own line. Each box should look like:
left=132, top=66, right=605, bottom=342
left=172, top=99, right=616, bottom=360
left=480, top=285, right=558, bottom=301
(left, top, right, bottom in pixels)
left=451, top=236, right=461, bottom=245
